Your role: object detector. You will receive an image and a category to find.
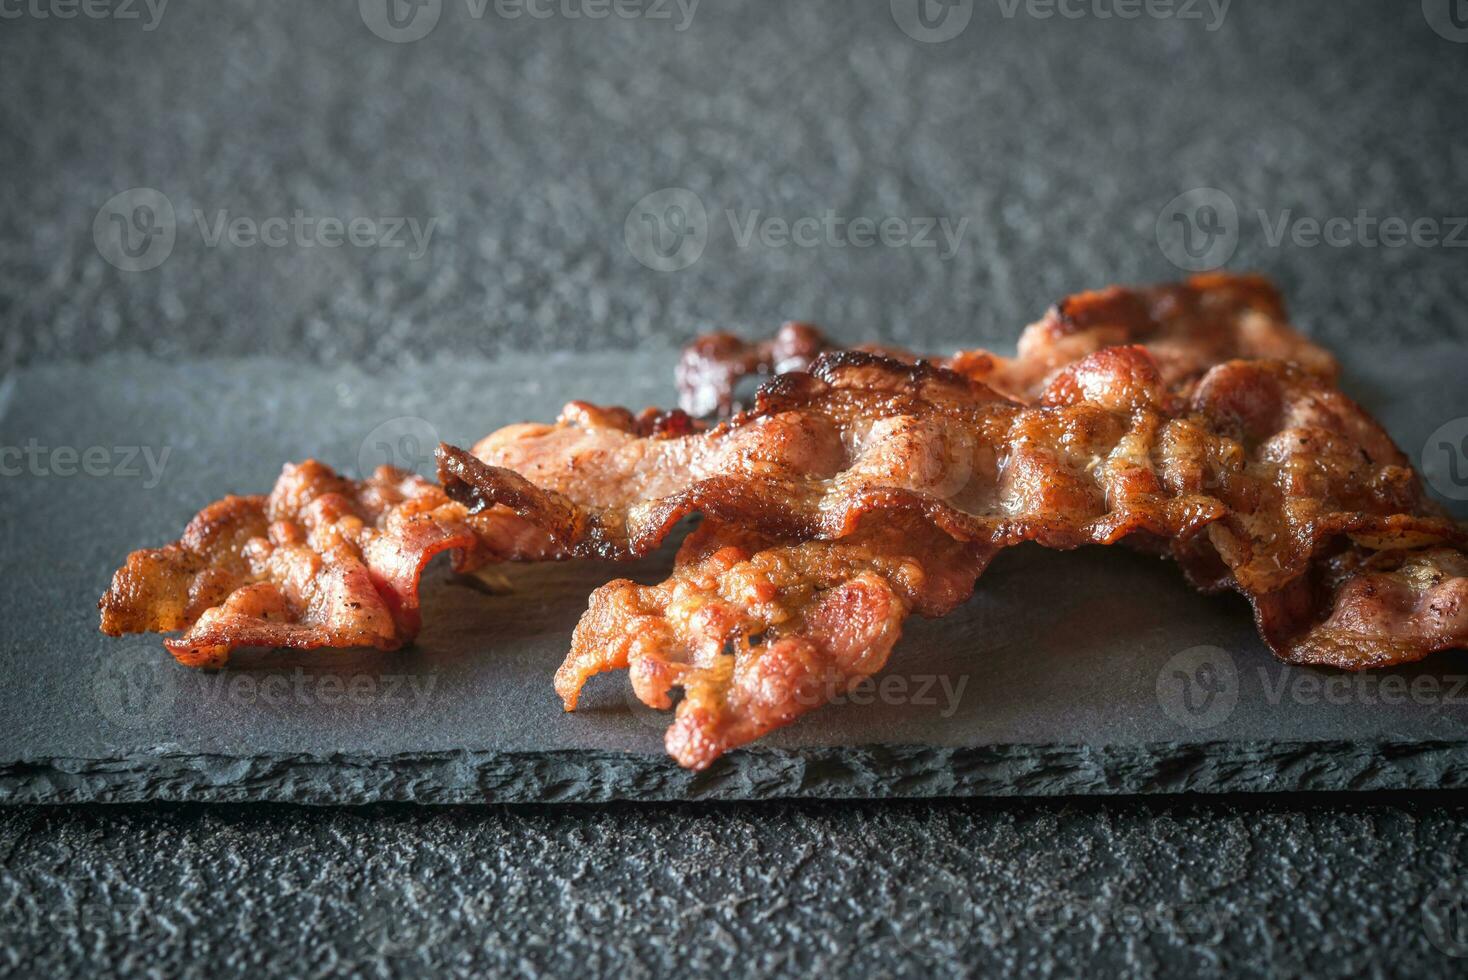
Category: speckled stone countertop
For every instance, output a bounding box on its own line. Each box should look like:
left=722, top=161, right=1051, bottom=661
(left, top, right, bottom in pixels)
left=3, top=0, right=1467, bottom=973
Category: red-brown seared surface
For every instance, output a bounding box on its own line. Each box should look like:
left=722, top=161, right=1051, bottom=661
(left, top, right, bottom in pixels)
left=443, top=348, right=1228, bottom=561
left=98, top=462, right=560, bottom=666
left=675, top=273, right=1339, bottom=415
left=558, top=518, right=994, bottom=770
left=513, top=347, right=1466, bottom=766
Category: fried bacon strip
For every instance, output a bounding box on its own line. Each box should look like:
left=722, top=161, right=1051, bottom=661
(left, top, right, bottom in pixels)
left=558, top=518, right=994, bottom=768
left=675, top=273, right=1339, bottom=415
left=98, top=462, right=558, bottom=666
left=440, top=348, right=1236, bottom=562
left=490, top=348, right=1464, bottom=767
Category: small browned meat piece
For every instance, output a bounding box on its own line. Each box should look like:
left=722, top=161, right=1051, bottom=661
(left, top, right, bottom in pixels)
left=676, top=321, right=833, bottom=418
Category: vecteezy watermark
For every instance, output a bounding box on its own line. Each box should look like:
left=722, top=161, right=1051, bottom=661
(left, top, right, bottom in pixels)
left=625, top=187, right=969, bottom=272
left=1155, top=188, right=1240, bottom=272
left=353, top=892, right=442, bottom=963
left=0, top=0, right=169, bottom=30
left=624, top=187, right=709, bottom=272
left=93, top=648, right=440, bottom=730
left=1156, top=645, right=1239, bottom=730
left=1424, top=879, right=1468, bottom=958
left=193, top=669, right=439, bottom=712
left=890, top=0, right=974, bottom=43
left=995, top=897, right=1235, bottom=944
left=358, top=416, right=442, bottom=481
left=891, top=871, right=1239, bottom=953
left=892, top=0, right=1229, bottom=42
left=994, top=0, right=1231, bottom=31
left=93, top=188, right=176, bottom=272
left=1258, top=669, right=1468, bottom=708
left=1257, top=210, right=1468, bottom=250
left=93, top=187, right=441, bottom=272
left=359, top=0, right=698, bottom=42
left=798, top=671, right=969, bottom=715
left=1422, top=417, right=1468, bottom=503
left=726, top=210, right=969, bottom=261
left=1423, top=0, right=1468, bottom=43
left=622, top=667, right=970, bottom=732
left=0, top=440, right=170, bottom=488
left=0, top=897, right=157, bottom=942
left=1157, top=187, right=1468, bottom=272
left=892, top=870, right=973, bottom=951
left=93, top=648, right=179, bottom=730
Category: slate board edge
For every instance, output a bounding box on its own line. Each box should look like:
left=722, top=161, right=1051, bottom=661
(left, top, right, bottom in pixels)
left=4, top=739, right=1467, bottom=805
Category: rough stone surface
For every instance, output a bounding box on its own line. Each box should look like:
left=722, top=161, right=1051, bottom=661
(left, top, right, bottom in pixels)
left=4, top=0, right=1468, bottom=973
left=4, top=796, right=1468, bottom=977
left=1, top=0, right=1465, bottom=375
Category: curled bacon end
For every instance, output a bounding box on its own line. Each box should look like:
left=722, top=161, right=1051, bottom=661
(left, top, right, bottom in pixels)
left=99, top=461, right=555, bottom=666
left=1254, top=548, right=1468, bottom=671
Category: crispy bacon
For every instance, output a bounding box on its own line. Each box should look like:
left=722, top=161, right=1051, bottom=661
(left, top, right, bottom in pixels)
left=98, top=274, right=1464, bottom=772
left=558, top=518, right=994, bottom=769
left=675, top=273, right=1339, bottom=415
left=99, top=462, right=558, bottom=666
left=505, top=348, right=1464, bottom=767
left=441, top=349, right=1232, bottom=561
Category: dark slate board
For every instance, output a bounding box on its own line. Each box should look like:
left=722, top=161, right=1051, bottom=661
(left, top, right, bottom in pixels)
left=2, top=347, right=1466, bottom=804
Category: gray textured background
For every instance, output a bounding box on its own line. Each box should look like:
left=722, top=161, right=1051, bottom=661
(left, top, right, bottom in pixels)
left=3, top=0, right=1468, bottom=974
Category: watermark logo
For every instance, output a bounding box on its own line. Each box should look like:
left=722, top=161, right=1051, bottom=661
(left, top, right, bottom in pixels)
left=891, top=0, right=974, bottom=43
left=358, top=416, right=441, bottom=481
left=193, top=669, right=439, bottom=717
left=1258, top=210, right=1468, bottom=250
left=362, top=0, right=698, bottom=42
left=1156, top=188, right=1239, bottom=272
left=0, top=0, right=169, bottom=30
left=1423, top=0, right=1468, bottom=43
left=625, top=667, right=970, bottom=733
left=92, top=648, right=178, bottom=729
left=1259, top=668, right=1468, bottom=707
left=1158, top=188, right=1467, bottom=270
left=624, top=674, right=679, bottom=733
left=354, top=895, right=439, bottom=962
left=95, top=188, right=441, bottom=270
left=0, top=440, right=171, bottom=488
left=94, top=187, right=176, bottom=273
left=994, top=0, right=1231, bottom=31
left=486, top=0, right=699, bottom=29
left=625, top=187, right=709, bottom=272
left=892, top=871, right=972, bottom=951
left=1424, top=879, right=1468, bottom=958
left=1156, top=645, right=1238, bottom=730
left=93, top=654, right=441, bottom=731
left=1422, top=418, right=1468, bottom=502
left=360, top=0, right=442, bottom=42
left=625, top=187, right=970, bottom=271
